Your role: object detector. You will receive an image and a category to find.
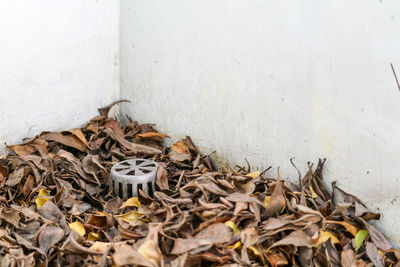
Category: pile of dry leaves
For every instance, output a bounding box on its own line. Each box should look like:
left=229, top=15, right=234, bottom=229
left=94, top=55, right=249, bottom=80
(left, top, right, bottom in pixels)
left=0, top=101, right=398, bottom=267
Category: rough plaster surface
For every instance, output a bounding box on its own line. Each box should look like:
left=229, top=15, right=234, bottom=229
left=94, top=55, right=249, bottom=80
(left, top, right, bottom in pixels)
left=0, top=0, right=120, bottom=151
left=121, top=0, right=400, bottom=244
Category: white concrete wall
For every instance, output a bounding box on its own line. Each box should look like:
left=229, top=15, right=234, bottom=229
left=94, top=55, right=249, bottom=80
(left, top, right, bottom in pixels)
left=0, top=0, right=120, bottom=150
left=120, top=0, right=400, bottom=244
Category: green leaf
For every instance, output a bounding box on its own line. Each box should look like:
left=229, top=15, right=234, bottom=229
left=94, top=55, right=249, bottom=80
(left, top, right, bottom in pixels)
left=355, top=229, right=368, bottom=251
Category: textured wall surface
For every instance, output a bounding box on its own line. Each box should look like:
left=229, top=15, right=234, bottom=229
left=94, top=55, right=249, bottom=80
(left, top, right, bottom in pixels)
left=121, top=0, right=400, bottom=244
left=0, top=0, right=120, bottom=150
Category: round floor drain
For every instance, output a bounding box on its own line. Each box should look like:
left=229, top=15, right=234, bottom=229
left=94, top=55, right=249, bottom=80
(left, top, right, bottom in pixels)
left=110, top=159, right=158, bottom=199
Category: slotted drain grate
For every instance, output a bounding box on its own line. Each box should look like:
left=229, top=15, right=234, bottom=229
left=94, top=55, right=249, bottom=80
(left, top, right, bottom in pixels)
left=110, top=159, right=158, bottom=199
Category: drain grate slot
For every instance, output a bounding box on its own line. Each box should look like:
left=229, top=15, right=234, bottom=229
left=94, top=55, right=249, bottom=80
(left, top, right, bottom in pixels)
left=147, top=182, right=154, bottom=197
left=127, top=183, right=133, bottom=198
left=118, top=182, right=123, bottom=197
left=141, top=168, right=151, bottom=174
left=137, top=183, right=143, bottom=196
left=127, top=170, right=135, bottom=175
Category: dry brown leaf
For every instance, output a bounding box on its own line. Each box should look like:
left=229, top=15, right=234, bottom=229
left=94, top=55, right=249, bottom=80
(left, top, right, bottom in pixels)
left=6, top=167, right=26, bottom=187
left=0, top=164, right=8, bottom=184
left=169, top=151, right=192, bottom=162
left=97, top=99, right=130, bottom=118
left=112, top=242, right=153, bottom=267
left=22, top=175, right=34, bottom=198
left=360, top=219, right=392, bottom=250
left=86, top=122, right=99, bottom=134
left=0, top=208, right=20, bottom=228
left=136, top=131, right=167, bottom=141
left=171, top=141, right=190, bottom=154
left=104, top=127, right=161, bottom=156
left=341, top=249, right=356, bottom=267
left=195, top=223, right=233, bottom=243
left=365, top=242, right=384, bottom=267
left=269, top=231, right=312, bottom=249
left=61, top=231, right=102, bottom=255
left=38, top=200, right=68, bottom=232
left=68, top=128, right=90, bottom=148
left=265, top=252, right=288, bottom=266
left=38, top=225, right=64, bottom=254
left=171, top=238, right=213, bottom=254
left=8, top=144, right=36, bottom=156
left=90, top=241, right=111, bottom=253
left=156, top=165, right=169, bottom=190
left=40, top=132, right=86, bottom=152
left=226, top=192, right=263, bottom=205
left=263, top=174, right=285, bottom=217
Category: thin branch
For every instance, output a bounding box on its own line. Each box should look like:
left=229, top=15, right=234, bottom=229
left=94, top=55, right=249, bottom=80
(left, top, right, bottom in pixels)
left=390, top=63, right=400, bottom=91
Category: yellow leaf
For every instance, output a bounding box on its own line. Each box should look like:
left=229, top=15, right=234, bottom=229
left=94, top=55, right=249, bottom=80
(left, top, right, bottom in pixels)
left=38, top=188, right=50, bottom=197
left=247, top=246, right=260, bottom=256
left=138, top=239, right=162, bottom=266
left=263, top=196, right=271, bottom=206
left=355, top=229, right=368, bottom=251
left=309, top=185, right=318, bottom=199
left=35, top=197, right=48, bottom=209
left=227, top=241, right=242, bottom=250
left=69, top=221, right=86, bottom=236
left=248, top=246, right=265, bottom=264
left=314, top=230, right=339, bottom=247
left=95, top=211, right=111, bottom=216
left=115, top=211, right=144, bottom=224
left=280, top=205, right=286, bottom=214
left=120, top=197, right=141, bottom=209
left=225, top=221, right=240, bottom=234
left=88, top=232, right=99, bottom=241
left=325, top=220, right=359, bottom=237
left=1, top=238, right=11, bottom=246
left=382, top=248, right=400, bottom=254
left=36, top=188, right=51, bottom=209
left=246, top=171, right=260, bottom=178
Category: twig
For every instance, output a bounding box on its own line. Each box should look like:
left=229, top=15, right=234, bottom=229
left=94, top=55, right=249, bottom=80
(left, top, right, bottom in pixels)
left=390, top=63, right=400, bottom=91
left=176, top=170, right=185, bottom=188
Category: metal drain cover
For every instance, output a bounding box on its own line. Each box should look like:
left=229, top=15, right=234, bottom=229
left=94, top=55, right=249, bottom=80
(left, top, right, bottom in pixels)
left=110, top=159, right=158, bottom=199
